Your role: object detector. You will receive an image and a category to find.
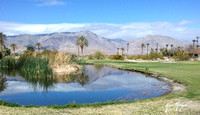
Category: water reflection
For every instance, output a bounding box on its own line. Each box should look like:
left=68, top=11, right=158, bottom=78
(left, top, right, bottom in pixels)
left=0, top=65, right=171, bottom=105
left=76, top=73, right=89, bottom=86
left=0, top=76, right=7, bottom=92
left=94, top=64, right=104, bottom=71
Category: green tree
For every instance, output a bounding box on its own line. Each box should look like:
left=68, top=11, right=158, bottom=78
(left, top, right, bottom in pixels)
left=10, top=44, right=17, bottom=56
left=0, top=32, right=6, bottom=52
left=76, top=36, right=88, bottom=56
left=25, top=46, right=35, bottom=53
left=94, top=51, right=105, bottom=60
left=141, top=43, right=145, bottom=55
left=36, top=43, right=41, bottom=52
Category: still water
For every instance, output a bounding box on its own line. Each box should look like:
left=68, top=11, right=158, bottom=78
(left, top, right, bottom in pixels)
left=0, top=65, right=171, bottom=106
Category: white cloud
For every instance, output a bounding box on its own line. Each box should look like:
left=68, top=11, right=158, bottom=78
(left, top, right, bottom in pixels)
left=0, top=21, right=199, bottom=41
left=37, top=0, right=65, bottom=6
left=178, top=20, right=194, bottom=25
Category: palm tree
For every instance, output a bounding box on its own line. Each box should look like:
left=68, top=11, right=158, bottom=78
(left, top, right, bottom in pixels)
left=166, top=44, right=169, bottom=50
left=36, top=43, right=41, bottom=52
left=127, top=43, right=129, bottom=56
left=76, top=39, right=80, bottom=57
left=146, top=43, right=149, bottom=55
left=76, top=36, right=88, bottom=56
left=0, top=32, right=6, bottom=52
left=170, top=44, right=173, bottom=50
left=117, top=48, right=119, bottom=55
left=10, top=44, right=17, bottom=56
left=196, top=36, right=199, bottom=48
left=141, top=43, right=145, bottom=55
left=156, top=43, right=158, bottom=53
left=121, top=48, right=125, bottom=56
left=193, top=40, right=196, bottom=50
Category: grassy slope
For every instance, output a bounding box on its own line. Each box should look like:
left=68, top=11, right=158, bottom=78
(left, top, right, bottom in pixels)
left=0, top=59, right=200, bottom=114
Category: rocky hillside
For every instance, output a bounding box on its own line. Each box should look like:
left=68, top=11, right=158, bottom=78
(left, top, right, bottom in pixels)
left=6, top=31, right=123, bottom=55
left=125, top=35, right=184, bottom=55
left=6, top=31, right=184, bottom=55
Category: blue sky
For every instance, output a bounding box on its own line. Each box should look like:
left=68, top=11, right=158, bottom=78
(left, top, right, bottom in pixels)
left=0, top=0, right=200, bottom=41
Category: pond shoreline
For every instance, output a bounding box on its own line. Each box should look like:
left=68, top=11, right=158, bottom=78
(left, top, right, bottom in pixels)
left=0, top=62, right=186, bottom=108
left=86, top=63, right=186, bottom=96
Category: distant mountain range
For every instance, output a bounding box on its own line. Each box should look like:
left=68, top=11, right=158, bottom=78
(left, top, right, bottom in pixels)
left=6, top=31, right=184, bottom=55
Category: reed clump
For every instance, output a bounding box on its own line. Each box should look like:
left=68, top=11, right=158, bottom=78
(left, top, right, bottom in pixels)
left=0, top=50, right=82, bottom=77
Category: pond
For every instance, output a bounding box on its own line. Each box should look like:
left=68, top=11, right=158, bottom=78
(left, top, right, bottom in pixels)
left=0, top=64, right=171, bottom=106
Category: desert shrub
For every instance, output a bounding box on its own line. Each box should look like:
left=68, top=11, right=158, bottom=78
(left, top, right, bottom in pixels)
left=142, top=55, right=150, bottom=60
left=173, top=51, right=190, bottom=61
left=88, top=54, right=94, bottom=60
left=94, top=51, right=105, bottom=60
left=132, top=55, right=143, bottom=60
left=149, top=51, right=164, bottom=60
left=109, top=55, right=124, bottom=60
left=127, top=56, right=135, bottom=59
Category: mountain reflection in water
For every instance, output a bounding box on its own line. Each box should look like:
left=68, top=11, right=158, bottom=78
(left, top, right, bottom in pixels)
left=0, top=64, right=171, bottom=106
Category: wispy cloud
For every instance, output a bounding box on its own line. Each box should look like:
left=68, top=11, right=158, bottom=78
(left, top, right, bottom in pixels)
left=37, top=0, right=65, bottom=6
left=0, top=21, right=199, bottom=41
left=178, top=20, right=194, bottom=25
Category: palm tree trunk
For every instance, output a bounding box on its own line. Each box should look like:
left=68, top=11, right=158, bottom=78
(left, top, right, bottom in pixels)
left=142, top=47, right=143, bottom=55
left=14, top=49, right=15, bottom=58
left=117, top=49, right=119, bottom=55
left=147, top=47, right=149, bottom=55
left=81, top=46, right=84, bottom=56
left=77, top=46, right=80, bottom=57
left=193, top=42, right=195, bottom=50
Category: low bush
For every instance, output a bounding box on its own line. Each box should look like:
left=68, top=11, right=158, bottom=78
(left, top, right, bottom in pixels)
left=173, top=51, right=190, bottom=61
left=88, top=54, right=94, bottom=60
left=109, top=55, right=124, bottom=60
left=129, top=51, right=164, bottom=60
left=93, top=51, right=105, bottom=60
left=149, top=51, right=164, bottom=60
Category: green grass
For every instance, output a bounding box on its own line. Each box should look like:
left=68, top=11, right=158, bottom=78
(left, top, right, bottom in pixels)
left=86, top=59, right=200, bottom=100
